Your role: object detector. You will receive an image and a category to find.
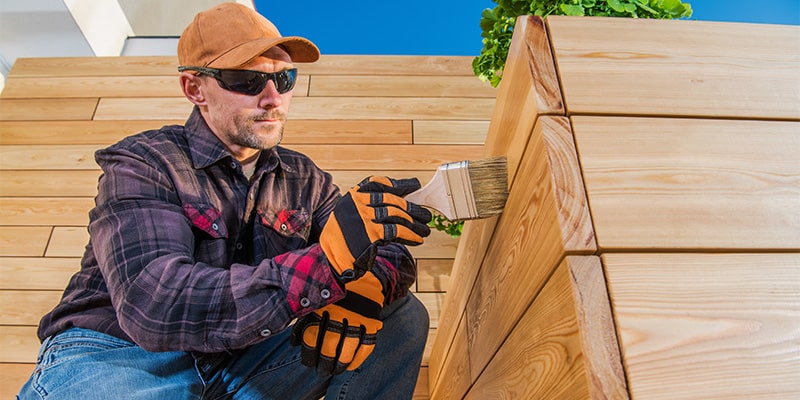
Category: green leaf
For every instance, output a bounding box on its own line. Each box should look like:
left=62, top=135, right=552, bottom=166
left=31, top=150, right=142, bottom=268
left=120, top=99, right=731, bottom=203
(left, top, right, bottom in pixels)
left=560, top=4, right=585, bottom=16
left=607, top=0, right=625, bottom=12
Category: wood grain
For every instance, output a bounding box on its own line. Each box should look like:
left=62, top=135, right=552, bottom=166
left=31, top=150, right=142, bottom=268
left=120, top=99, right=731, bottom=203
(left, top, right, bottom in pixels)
left=429, top=17, right=563, bottom=389
left=309, top=75, right=497, bottom=98
left=0, top=98, right=98, bottom=121
left=573, top=116, right=800, bottom=250
left=0, top=119, right=412, bottom=145
left=0, top=120, right=183, bottom=145
left=0, top=198, right=92, bottom=226
left=547, top=16, right=800, bottom=119
left=0, top=290, right=62, bottom=325
left=465, top=257, right=627, bottom=400
left=0, top=257, right=80, bottom=290
left=416, top=259, right=453, bottom=293
left=605, top=253, right=800, bottom=400
left=412, top=120, right=489, bottom=145
left=0, top=227, right=51, bottom=256
left=430, top=314, right=473, bottom=400
left=0, top=363, right=34, bottom=399
left=0, top=170, right=101, bottom=197
left=7, top=55, right=476, bottom=78
left=0, top=326, right=40, bottom=363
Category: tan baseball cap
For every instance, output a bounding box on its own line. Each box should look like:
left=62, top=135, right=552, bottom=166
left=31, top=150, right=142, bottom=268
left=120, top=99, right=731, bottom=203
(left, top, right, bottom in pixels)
left=178, top=2, right=320, bottom=68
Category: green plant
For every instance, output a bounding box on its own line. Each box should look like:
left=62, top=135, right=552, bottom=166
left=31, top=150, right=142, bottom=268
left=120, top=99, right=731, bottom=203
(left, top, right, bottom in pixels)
left=474, top=0, right=693, bottom=87
left=429, top=212, right=464, bottom=238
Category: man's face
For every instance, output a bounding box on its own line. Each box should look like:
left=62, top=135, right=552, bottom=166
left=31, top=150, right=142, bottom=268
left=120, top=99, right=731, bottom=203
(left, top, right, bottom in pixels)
left=198, top=47, right=295, bottom=158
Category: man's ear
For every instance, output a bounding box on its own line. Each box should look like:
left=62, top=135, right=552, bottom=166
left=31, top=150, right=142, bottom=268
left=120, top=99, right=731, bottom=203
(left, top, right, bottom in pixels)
left=180, top=72, right=207, bottom=106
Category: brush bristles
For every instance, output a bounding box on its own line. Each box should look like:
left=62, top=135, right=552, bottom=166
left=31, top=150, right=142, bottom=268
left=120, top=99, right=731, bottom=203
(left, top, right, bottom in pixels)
left=468, top=156, right=509, bottom=218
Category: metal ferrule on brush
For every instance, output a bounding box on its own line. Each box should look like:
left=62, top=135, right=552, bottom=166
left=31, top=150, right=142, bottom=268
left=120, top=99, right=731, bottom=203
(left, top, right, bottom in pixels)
left=442, top=160, right=477, bottom=220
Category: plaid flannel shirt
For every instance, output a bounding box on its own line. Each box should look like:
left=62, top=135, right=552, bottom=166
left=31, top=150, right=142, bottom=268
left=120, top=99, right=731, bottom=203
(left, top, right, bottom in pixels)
left=37, top=107, right=416, bottom=353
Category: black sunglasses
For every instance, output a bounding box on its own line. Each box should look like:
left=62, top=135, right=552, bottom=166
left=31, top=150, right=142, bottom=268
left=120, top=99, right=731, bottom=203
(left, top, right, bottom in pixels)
left=178, top=66, right=298, bottom=95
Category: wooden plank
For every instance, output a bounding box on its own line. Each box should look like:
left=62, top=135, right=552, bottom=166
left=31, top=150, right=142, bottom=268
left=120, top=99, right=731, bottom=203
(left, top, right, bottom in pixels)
left=0, top=257, right=79, bottom=290
left=414, top=367, right=431, bottom=400
left=330, top=170, right=435, bottom=192
left=0, top=145, right=100, bottom=170
left=0, top=326, right=40, bottom=363
left=0, top=198, right=92, bottom=226
left=485, top=15, right=564, bottom=182
left=466, top=256, right=627, bottom=400
left=46, top=227, right=89, bottom=257
left=0, top=227, right=51, bottom=257
left=605, top=253, right=800, bottom=400
left=8, top=55, right=476, bottom=77
left=0, top=119, right=411, bottom=145
left=0, top=144, right=483, bottom=171
left=8, top=56, right=178, bottom=77
left=284, top=144, right=485, bottom=171
left=0, top=290, right=62, bottom=325
left=0, top=75, right=310, bottom=99
left=1, top=75, right=182, bottom=98
left=430, top=16, right=565, bottom=386
left=0, top=363, right=34, bottom=399
left=416, top=292, right=445, bottom=330
left=309, top=75, right=497, bottom=98
left=93, top=97, right=192, bottom=120
left=0, top=98, right=98, bottom=121
left=547, top=16, right=800, bottom=120
left=0, top=120, right=183, bottom=145
left=406, top=229, right=459, bottom=260
left=573, top=116, right=800, bottom=250
left=416, top=259, right=453, bottom=293
left=94, top=96, right=496, bottom=121
left=285, top=120, right=413, bottom=144
left=430, top=314, right=473, bottom=400
left=0, top=170, right=101, bottom=197
left=412, top=120, right=489, bottom=145
left=465, top=115, right=595, bottom=379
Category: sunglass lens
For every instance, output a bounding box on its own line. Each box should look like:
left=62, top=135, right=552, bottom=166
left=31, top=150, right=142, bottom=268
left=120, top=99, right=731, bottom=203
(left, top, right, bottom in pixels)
left=218, top=70, right=266, bottom=95
left=274, top=69, right=297, bottom=93
left=217, top=69, right=297, bottom=95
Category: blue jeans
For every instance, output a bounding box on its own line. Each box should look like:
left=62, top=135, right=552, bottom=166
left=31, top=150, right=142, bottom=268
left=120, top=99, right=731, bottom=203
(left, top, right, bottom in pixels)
left=17, top=294, right=429, bottom=400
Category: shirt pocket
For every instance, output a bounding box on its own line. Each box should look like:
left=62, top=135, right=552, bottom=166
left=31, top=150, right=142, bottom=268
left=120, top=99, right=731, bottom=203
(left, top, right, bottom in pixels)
left=182, top=203, right=228, bottom=239
left=256, top=208, right=312, bottom=256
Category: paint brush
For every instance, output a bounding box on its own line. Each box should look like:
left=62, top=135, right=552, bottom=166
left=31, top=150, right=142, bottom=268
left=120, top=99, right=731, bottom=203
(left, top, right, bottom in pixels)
left=405, top=156, right=509, bottom=221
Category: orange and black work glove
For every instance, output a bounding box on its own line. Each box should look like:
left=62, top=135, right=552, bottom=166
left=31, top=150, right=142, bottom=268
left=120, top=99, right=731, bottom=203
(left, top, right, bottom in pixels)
left=320, top=176, right=432, bottom=282
left=291, top=271, right=385, bottom=376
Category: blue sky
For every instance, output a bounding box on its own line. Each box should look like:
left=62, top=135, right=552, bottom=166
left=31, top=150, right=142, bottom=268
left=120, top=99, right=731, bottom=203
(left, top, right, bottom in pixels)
left=253, top=0, right=800, bottom=56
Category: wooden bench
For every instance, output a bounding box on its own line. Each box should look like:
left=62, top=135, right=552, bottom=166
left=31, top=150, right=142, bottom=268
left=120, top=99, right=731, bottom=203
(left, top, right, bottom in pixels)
left=0, top=55, right=497, bottom=399
left=429, top=16, right=800, bottom=399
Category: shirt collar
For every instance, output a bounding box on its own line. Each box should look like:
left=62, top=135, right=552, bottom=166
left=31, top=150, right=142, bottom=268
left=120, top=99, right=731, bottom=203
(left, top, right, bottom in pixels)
left=183, top=106, right=294, bottom=174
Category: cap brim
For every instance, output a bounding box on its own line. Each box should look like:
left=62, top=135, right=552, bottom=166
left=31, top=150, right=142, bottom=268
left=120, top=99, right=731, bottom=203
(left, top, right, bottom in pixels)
left=208, top=36, right=320, bottom=68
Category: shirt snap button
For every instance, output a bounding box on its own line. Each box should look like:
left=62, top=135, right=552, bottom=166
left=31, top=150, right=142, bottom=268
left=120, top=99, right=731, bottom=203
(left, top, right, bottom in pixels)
left=280, top=223, right=288, bottom=232
left=211, top=223, right=219, bottom=231
left=260, top=329, right=271, bottom=337
left=300, top=297, right=311, bottom=307
left=320, top=289, right=331, bottom=299
left=235, top=243, right=243, bottom=250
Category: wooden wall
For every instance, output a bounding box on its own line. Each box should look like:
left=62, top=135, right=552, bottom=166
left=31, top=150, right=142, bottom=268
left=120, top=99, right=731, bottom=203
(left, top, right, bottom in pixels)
left=0, top=55, right=497, bottom=399
left=429, top=16, right=800, bottom=399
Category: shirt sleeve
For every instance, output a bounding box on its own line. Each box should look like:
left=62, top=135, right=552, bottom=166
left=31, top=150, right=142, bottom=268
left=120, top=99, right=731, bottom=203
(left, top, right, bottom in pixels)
left=90, top=145, right=346, bottom=353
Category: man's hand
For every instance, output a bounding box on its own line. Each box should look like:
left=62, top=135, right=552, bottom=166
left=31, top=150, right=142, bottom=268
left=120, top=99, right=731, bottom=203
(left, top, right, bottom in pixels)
left=320, top=176, right=431, bottom=282
left=291, top=271, right=385, bottom=376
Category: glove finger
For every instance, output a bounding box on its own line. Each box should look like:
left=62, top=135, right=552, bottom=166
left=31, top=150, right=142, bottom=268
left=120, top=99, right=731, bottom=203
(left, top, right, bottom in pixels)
left=291, top=313, right=319, bottom=347
left=406, top=202, right=433, bottom=225
left=371, top=213, right=431, bottom=243
left=348, top=328, right=377, bottom=371
left=357, top=176, right=421, bottom=196
left=392, top=224, right=428, bottom=246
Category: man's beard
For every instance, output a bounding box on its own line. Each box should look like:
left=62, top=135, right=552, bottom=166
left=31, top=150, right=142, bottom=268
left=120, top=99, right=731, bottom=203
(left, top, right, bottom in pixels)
left=231, top=112, right=285, bottom=150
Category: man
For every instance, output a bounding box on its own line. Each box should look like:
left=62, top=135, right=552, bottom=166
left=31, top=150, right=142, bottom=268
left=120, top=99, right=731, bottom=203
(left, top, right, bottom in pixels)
left=17, top=3, right=432, bottom=399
